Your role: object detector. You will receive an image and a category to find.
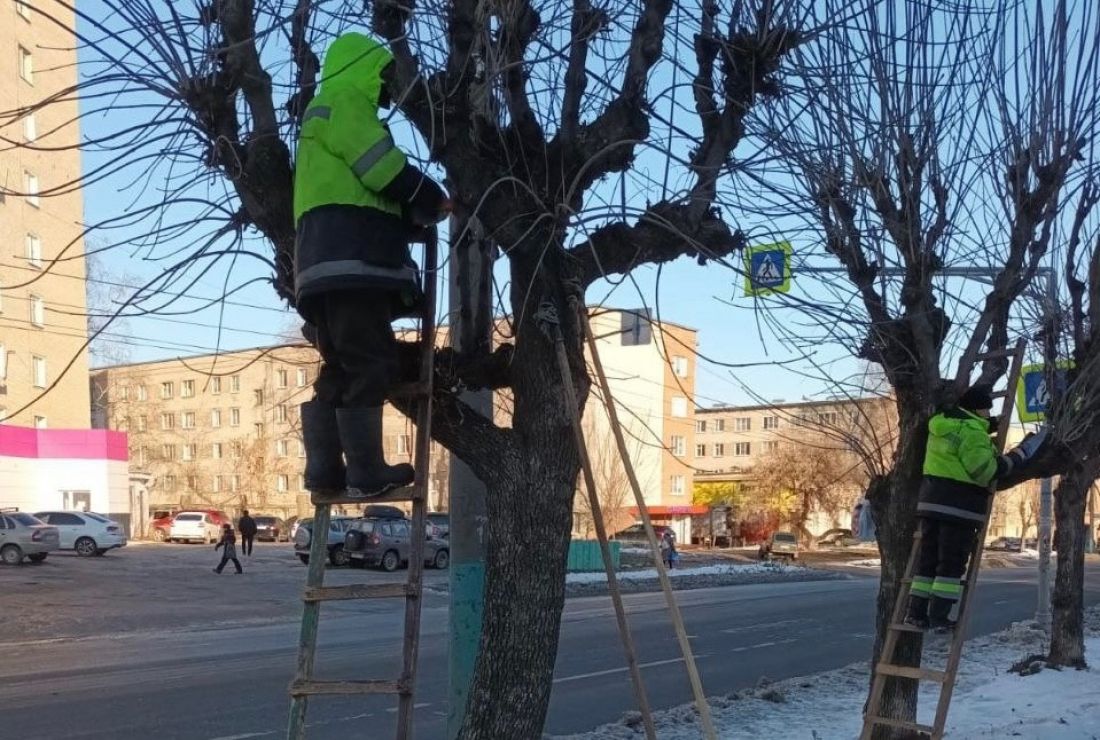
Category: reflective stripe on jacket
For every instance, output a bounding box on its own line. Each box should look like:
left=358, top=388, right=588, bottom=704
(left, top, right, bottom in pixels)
left=918, top=408, right=999, bottom=523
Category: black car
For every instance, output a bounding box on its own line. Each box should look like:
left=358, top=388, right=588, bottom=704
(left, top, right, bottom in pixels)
left=612, top=524, right=676, bottom=546
left=253, top=516, right=287, bottom=542
left=987, top=536, right=1022, bottom=552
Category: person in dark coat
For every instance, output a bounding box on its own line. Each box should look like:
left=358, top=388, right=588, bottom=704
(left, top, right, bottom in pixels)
left=905, top=385, right=1046, bottom=631
left=213, top=524, right=243, bottom=574
left=238, top=510, right=257, bottom=556
left=294, top=33, right=451, bottom=506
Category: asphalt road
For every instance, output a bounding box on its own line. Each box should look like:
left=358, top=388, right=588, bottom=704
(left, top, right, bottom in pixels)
left=1, top=566, right=1097, bottom=740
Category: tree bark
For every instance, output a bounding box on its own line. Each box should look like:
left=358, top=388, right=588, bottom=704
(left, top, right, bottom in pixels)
left=1048, top=458, right=1100, bottom=668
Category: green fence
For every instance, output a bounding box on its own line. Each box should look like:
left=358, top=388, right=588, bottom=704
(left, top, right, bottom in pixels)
left=567, top=539, right=620, bottom=572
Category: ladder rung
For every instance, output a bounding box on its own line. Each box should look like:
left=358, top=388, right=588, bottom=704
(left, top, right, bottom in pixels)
left=290, top=679, right=408, bottom=697
left=889, top=622, right=924, bottom=633
left=865, top=714, right=935, bottom=735
left=367, top=483, right=425, bottom=503
left=876, top=663, right=946, bottom=683
left=990, top=389, right=1008, bottom=399
left=304, top=583, right=413, bottom=602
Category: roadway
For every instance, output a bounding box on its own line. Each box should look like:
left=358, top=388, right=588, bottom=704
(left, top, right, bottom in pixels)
left=1, top=566, right=1096, bottom=739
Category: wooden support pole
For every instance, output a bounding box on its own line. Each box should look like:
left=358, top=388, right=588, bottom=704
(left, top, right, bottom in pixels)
left=580, top=310, right=718, bottom=740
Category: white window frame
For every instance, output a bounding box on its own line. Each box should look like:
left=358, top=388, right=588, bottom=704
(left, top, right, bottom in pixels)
left=181, top=444, right=195, bottom=461
left=714, top=443, right=725, bottom=457
left=670, top=435, right=685, bottom=456
left=296, top=368, right=308, bottom=387
left=29, top=294, right=44, bottom=326
left=212, top=443, right=223, bottom=460
left=277, top=474, right=289, bottom=492
left=297, top=439, right=306, bottom=458
left=161, top=443, right=175, bottom=461
left=276, top=439, right=289, bottom=457
left=670, top=475, right=685, bottom=496
left=695, top=420, right=707, bottom=433
left=672, top=356, right=689, bottom=377
left=695, top=443, right=706, bottom=457
left=211, top=376, right=222, bottom=395
left=211, top=409, right=222, bottom=428
left=276, top=369, right=288, bottom=389
left=396, top=434, right=411, bottom=455
left=230, top=475, right=239, bottom=492
left=735, top=417, right=751, bottom=432
left=213, top=475, right=223, bottom=493
left=23, top=112, right=36, bottom=142
left=33, top=415, right=47, bottom=428
left=230, top=375, right=241, bottom=393
left=23, top=170, right=38, bottom=206
left=181, top=379, right=195, bottom=398
left=0, top=344, right=6, bottom=380
left=670, top=396, right=688, bottom=418
left=714, top=419, right=726, bottom=432
left=181, top=411, right=195, bottom=429
left=230, top=407, right=240, bottom=426
left=32, top=355, right=46, bottom=388
left=137, top=385, right=148, bottom=401
left=25, top=233, right=42, bottom=268
left=160, top=412, right=173, bottom=431
left=136, top=415, right=147, bottom=432
left=15, top=0, right=30, bottom=20
left=734, top=442, right=751, bottom=457
left=763, top=416, right=779, bottom=430
left=18, top=46, right=33, bottom=84
left=160, top=381, right=173, bottom=399
left=275, top=404, right=288, bottom=423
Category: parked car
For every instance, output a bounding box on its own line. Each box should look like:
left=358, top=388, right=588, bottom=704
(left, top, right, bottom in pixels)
left=817, top=528, right=860, bottom=547
left=426, top=512, right=450, bottom=540
left=987, top=536, right=1023, bottom=552
left=294, top=516, right=360, bottom=566
left=33, top=511, right=127, bottom=556
left=0, top=510, right=59, bottom=565
left=344, top=509, right=450, bottom=571
left=759, top=531, right=799, bottom=562
left=150, top=510, right=177, bottom=542
left=169, top=510, right=229, bottom=544
left=612, top=523, right=676, bottom=546
left=253, top=516, right=287, bottom=542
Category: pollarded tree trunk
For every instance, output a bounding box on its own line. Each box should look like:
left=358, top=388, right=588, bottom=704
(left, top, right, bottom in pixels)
left=1048, top=458, right=1100, bottom=668
left=867, top=396, right=929, bottom=737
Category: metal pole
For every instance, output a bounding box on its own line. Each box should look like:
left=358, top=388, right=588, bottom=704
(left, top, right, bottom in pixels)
left=447, top=214, right=492, bottom=739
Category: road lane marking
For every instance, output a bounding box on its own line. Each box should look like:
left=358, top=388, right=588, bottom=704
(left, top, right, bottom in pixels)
left=721, top=619, right=803, bottom=634
left=554, top=654, right=710, bottom=684
left=728, top=638, right=797, bottom=653
left=208, top=733, right=277, bottom=740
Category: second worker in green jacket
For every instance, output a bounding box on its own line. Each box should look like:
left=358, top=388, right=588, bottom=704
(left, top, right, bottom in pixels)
left=293, top=32, right=450, bottom=503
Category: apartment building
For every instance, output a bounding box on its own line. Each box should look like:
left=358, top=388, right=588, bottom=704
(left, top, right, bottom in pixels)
left=91, top=309, right=700, bottom=534
left=0, top=0, right=90, bottom=428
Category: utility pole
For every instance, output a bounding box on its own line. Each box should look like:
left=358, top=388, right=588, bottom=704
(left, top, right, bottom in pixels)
left=446, top=213, right=493, bottom=738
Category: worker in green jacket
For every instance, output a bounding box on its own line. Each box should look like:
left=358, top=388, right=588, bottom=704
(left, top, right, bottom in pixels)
left=906, top=384, right=1047, bottom=631
left=293, top=33, right=450, bottom=504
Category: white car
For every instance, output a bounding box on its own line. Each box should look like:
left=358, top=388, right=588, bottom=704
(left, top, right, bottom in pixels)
left=169, top=511, right=222, bottom=544
left=33, top=511, right=127, bottom=557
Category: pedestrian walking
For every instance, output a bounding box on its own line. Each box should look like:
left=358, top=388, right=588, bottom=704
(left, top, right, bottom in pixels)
left=213, top=524, right=243, bottom=574
left=661, top=530, right=676, bottom=570
left=238, top=510, right=257, bottom=556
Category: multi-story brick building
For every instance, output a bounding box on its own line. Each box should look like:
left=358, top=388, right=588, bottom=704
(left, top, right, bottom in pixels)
left=90, top=309, right=701, bottom=537
left=0, top=0, right=90, bottom=428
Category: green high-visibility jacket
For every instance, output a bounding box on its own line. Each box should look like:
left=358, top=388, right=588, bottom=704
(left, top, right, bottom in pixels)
left=918, top=408, right=1007, bottom=524
left=293, top=33, right=405, bottom=222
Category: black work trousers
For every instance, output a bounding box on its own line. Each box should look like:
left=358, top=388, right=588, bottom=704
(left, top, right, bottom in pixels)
left=912, top=516, right=980, bottom=618
left=240, top=534, right=254, bottom=556
left=303, top=290, right=398, bottom=408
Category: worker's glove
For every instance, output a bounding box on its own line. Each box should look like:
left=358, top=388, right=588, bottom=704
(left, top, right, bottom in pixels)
left=1012, top=426, right=1050, bottom=462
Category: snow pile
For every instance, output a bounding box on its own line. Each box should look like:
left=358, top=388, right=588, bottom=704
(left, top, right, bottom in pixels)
left=845, top=558, right=882, bottom=568
left=565, top=562, right=810, bottom=584
left=553, top=610, right=1100, bottom=740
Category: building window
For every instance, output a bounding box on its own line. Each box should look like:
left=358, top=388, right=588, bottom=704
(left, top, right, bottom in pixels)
left=695, top=443, right=706, bottom=457
left=212, top=443, right=223, bottom=460
left=230, top=475, right=239, bottom=492
left=396, top=434, right=411, bottom=455
left=735, top=417, right=751, bottom=432
left=18, top=46, right=32, bottom=84
left=230, top=375, right=241, bottom=393
left=29, top=294, right=44, bottom=326
left=23, top=112, right=36, bottom=142
left=277, top=474, right=289, bottom=492
left=298, top=474, right=306, bottom=491
left=182, top=444, right=195, bottom=461
left=0, top=407, right=8, bottom=423
left=32, top=355, right=46, bottom=387
left=186, top=475, right=198, bottom=490
left=670, top=396, right=688, bottom=418
left=254, top=422, right=264, bottom=437
left=137, top=385, right=148, bottom=401
left=137, top=447, right=147, bottom=466
left=818, top=412, right=838, bottom=425
left=33, top=415, right=47, bottom=428
left=620, top=310, right=652, bottom=346
left=253, top=388, right=264, bottom=406
left=275, top=404, right=288, bottom=423
left=23, top=170, right=38, bottom=206
left=276, top=369, right=288, bottom=388
left=695, top=420, right=707, bottom=433
left=25, top=233, right=42, bottom=268
left=210, top=409, right=222, bottom=428
left=670, top=475, right=685, bottom=496
left=15, top=0, right=30, bottom=20
left=160, top=381, right=173, bottom=399
left=714, top=419, right=726, bottom=432
left=161, top=443, right=175, bottom=461
left=0, top=344, right=6, bottom=380
left=211, top=376, right=222, bottom=394
left=670, top=435, right=685, bottom=456
left=163, top=475, right=176, bottom=491
left=136, top=415, right=147, bottom=432
left=763, top=416, right=780, bottom=430
left=734, top=442, right=751, bottom=456
left=763, top=440, right=779, bottom=453
left=714, top=443, right=725, bottom=457
left=672, top=356, right=689, bottom=377
left=298, top=439, right=306, bottom=458
left=296, top=368, right=308, bottom=387
left=160, top=412, right=174, bottom=430
left=276, top=439, right=289, bottom=457
left=213, top=475, right=222, bottom=493
left=181, top=379, right=195, bottom=398
left=118, top=385, right=130, bottom=401
left=230, top=407, right=240, bottom=426
left=181, top=412, right=195, bottom=429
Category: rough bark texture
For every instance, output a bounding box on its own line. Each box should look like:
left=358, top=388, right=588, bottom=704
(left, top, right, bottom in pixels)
left=1048, top=458, right=1100, bottom=668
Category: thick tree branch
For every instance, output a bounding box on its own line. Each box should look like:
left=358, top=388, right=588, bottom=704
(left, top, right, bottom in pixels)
left=286, top=0, right=319, bottom=124
left=560, top=0, right=605, bottom=144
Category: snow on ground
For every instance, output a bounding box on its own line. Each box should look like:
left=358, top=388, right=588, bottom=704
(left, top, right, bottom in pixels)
left=845, top=558, right=883, bottom=568
left=565, top=562, right=812, bottom=584
left=552, top=609, right=1100, bottom=740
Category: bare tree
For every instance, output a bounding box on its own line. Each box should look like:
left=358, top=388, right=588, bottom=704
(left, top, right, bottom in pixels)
left=10, top=1, right=806, bottom=734
left=573, top=416, right=641, bottom=538
left=758, top=0, right=1100, bottom=730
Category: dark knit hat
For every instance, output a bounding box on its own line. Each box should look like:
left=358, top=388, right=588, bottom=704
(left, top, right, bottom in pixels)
left=959, top=384, right=994, bottom=411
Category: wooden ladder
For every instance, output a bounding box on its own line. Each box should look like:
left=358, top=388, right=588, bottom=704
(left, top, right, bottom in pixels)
left=860, top=339, right=1027, bottom=740
left=287, top=228, right=439, bottom=740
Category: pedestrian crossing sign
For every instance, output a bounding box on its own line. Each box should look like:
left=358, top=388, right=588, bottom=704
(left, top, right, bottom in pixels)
left=744, top=241, right=792, bottom=297
left=1015, top=361, right=1073, bottom=422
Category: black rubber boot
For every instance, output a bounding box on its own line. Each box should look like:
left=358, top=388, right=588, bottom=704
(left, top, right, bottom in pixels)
left=336, top=406, right=415, bottom=499
left=904, top=595, right=930, bottom=629
left=300, top=401, right=346, bottom=504
left=928, top=596, right=957, bottom=633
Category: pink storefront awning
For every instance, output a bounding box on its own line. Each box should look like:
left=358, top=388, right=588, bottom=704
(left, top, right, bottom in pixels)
left=0, top=426, right=128, bottom=461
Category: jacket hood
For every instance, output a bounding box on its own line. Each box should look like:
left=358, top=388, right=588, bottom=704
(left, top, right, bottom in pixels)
left=320, top=33, right=393, bottom=106
left=929, top=409, right=990, bottom=437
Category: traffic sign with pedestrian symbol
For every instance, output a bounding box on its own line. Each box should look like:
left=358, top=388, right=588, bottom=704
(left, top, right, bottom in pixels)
left=1015, top=362, right=1073, bottom=422
left=743, top=241, right=792, bottom=296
